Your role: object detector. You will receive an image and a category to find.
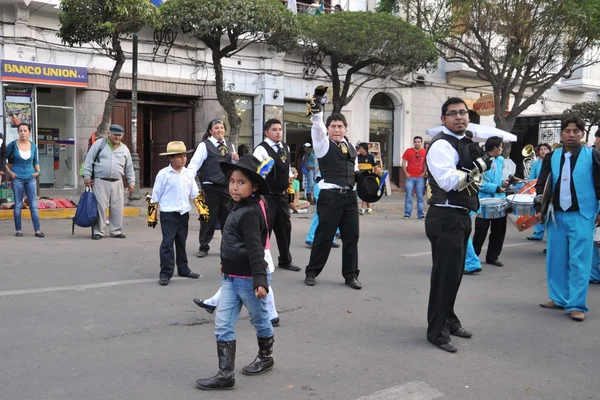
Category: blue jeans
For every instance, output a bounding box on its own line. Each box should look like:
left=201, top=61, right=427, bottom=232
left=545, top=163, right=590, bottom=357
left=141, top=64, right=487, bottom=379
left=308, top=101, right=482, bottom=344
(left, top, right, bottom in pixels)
left=13, top=177, right=40, bottom=232
left=215, top=273, right=274, bottom=341
left=404, top=177, right=425, bottom=218
left=304, top=169, right=315, bottom=195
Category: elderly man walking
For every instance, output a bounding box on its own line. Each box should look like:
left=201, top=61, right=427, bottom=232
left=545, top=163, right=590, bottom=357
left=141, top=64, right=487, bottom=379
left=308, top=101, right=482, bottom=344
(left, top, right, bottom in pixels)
left=83, top=124, right=135, bottom=240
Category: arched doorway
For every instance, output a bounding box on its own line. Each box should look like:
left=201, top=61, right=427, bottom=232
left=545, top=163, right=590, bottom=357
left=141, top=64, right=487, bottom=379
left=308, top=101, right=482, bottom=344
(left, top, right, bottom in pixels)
left=369, top=93, right=394, bottom=173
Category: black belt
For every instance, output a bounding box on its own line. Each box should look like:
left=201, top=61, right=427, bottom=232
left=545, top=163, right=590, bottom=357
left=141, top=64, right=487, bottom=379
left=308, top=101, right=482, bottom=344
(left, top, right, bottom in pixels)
left=99, top=178, right=120, bottom=182
left=323, top=188, right=353, bottom=194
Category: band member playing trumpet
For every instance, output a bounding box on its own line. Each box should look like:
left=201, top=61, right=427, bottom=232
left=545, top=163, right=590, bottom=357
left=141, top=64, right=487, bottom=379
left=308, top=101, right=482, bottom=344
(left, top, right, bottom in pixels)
left=151, top=141, right=201, bottom=286
left=535, top=117, right=600, bottom=322
left=526, top=143, right=551, bottom=241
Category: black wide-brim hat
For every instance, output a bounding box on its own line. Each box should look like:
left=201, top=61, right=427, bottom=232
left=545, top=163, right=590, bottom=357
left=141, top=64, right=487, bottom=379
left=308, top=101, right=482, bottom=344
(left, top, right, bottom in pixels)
left=219, top=154, right=274, bottom=195
left=357, top=172, right=384, bottom=203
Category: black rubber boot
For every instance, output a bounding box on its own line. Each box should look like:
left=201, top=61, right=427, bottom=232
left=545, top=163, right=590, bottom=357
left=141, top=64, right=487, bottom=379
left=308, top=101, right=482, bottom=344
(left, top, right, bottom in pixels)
left=196, top=341, right=236, bottom=390
left=241, top=336, right=274, bottom=375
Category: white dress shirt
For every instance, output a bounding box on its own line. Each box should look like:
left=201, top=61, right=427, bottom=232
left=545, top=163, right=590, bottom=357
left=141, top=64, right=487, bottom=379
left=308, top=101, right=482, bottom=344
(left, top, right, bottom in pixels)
left=151, top=165, right=199, bottom=215
left=253, top=137, right=293, bottom=177
left=310, top=113, right=359, bottom=189
left=426, top=127, right=469, bottom=209
left=187, top=136, right=232, bottom=184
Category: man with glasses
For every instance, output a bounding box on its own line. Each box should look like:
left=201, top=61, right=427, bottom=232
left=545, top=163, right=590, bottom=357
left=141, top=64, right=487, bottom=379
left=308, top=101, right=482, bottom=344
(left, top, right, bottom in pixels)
left=253, top=119, right=300, bottom=272
left=83, top=124, right=135, bottom=240
left=425, top=98, right=490, bottom=352
left=402, top=136, right=427, bottom=219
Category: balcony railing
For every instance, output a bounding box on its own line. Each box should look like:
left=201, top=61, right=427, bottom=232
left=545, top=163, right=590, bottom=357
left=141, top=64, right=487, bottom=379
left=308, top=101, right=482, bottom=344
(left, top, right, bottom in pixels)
left=282, top=0, right=336, bottom=14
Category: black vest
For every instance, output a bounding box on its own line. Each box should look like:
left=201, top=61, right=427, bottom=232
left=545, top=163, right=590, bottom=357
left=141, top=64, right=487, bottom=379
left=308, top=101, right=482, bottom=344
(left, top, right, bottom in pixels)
left=427, top=132, right=480, bottom=212
left=318, top=139, right=357, bottom=188
left=199, top=139, right=233, bottom=185
left=258, top=141, right=290, bottom=193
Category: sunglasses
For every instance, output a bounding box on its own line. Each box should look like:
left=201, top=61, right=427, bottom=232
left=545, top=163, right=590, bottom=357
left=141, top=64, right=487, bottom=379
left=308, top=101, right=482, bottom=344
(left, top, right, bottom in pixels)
left=210, top=119, right=224, bottom=127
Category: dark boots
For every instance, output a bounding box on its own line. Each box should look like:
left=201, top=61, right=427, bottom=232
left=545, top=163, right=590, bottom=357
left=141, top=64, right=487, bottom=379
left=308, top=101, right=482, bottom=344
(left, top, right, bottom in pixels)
left=242, top=336, right=275, bottom=375
left=196, top=341, right=236, bottom=390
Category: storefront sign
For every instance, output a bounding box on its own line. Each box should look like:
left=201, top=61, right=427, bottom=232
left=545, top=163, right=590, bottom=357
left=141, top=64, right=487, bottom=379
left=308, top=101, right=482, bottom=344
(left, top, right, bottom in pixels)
left=1, top=60, right=87, bottom=87
left=472, top=94, right=509, bottom=116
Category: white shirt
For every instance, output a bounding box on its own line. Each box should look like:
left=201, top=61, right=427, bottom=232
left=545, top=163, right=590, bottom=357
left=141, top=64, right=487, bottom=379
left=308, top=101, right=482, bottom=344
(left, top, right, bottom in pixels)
left=187, top=136, right=232, bottom=184
left=151, top=165, right=199, bottom=215
left=253, top=137, right=293, bottom=178
left=426, top=127, right=468, bottom=209
left=310, top=112, right=359, bottom=189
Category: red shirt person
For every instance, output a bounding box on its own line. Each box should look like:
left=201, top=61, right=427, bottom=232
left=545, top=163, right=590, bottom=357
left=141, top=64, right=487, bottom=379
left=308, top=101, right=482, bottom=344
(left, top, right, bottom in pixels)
left=402, top=136, right=427, bottom=219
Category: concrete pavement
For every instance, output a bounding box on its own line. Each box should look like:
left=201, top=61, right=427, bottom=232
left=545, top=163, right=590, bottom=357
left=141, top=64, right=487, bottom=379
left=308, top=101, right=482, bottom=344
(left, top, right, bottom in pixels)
left=1, top=210, right=599, bottom=400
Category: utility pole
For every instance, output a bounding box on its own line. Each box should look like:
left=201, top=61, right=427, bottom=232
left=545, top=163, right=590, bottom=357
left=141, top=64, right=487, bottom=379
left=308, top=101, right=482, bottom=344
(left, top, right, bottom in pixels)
left=128, top=32, right=141, bottom=204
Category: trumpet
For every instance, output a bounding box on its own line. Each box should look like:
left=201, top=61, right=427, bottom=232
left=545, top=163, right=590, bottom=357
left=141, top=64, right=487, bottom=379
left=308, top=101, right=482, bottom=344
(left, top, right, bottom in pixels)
left=145, top=192, right=158, bottom=228
left=194, top=190, right=210, bottom=223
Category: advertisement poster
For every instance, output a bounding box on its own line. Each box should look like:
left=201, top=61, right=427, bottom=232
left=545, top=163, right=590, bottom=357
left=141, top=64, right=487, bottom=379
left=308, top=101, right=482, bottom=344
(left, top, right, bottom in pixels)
left=3, top=87, right=33, bottom=144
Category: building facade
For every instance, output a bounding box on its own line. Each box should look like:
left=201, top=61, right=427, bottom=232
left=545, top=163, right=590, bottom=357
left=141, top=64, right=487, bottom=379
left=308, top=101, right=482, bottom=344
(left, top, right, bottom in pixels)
left=1, top=0, right=598, bottom=191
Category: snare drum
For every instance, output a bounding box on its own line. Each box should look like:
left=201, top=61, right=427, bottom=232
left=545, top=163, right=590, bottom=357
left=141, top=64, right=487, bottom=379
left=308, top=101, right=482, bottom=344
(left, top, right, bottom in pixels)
left=477, top=198, right=508, bottom=219
left=507, top=193, right=536, bottom=216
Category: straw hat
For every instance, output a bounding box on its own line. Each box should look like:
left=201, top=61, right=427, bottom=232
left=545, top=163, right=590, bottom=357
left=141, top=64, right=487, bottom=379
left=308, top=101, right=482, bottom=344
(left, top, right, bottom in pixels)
left=159, top=141, right=194, bottom=156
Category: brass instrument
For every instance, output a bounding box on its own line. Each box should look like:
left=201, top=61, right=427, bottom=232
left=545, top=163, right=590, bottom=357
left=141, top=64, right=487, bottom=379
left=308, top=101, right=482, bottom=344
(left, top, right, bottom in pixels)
left=145, top=192, right=158, bottom=228
left=522, top=144, right=535, bottom=179
left=193, top=190, right=210, bottom=223
left=551, top=142, right=563, bottom=151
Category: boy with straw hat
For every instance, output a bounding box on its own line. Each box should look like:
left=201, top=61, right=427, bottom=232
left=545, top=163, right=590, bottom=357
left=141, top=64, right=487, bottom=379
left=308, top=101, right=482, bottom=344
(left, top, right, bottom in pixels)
left=151, top=141, right=201, bottom=286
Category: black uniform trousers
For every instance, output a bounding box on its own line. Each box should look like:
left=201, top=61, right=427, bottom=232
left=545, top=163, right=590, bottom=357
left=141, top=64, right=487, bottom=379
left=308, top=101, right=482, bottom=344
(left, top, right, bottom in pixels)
left=472, top=216, right=507, bottom=262
left=264, top=193, right=293, bottom=266
left=305, top=189, right=360, bottom=280
left=199, top=184, right=231, bottom=251
left=425, top=206, right=470, bottom=345
left=159, top=211, right=192, bottom=279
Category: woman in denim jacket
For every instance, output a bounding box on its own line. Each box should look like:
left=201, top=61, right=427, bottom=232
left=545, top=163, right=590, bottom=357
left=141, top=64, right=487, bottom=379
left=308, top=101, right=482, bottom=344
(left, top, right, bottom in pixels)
left=5, top=123, right=44, bottom=237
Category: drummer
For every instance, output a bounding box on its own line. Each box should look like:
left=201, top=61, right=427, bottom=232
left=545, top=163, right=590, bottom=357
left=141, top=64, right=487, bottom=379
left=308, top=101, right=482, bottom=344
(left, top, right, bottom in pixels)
left=472, top=136, right=509, bottom=267
left=526, top=143, right=552, bottom=241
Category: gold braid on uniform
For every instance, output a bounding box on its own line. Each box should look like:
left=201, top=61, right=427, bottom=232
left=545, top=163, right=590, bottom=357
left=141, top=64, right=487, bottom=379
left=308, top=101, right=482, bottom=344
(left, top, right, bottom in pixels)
left=145, top=192, right=158, bottom=228
left=194, top=190, right=210, bottom=223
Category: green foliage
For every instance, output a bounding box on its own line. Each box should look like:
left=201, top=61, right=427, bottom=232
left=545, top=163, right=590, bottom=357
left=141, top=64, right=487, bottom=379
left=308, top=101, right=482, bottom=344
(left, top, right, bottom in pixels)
left=58, top=0, right=157, bottom=54
left=297, top=11, right=437, bottom=72
left=159, top=0, right=298, bottom=54
left=563, top=101, right=600, bottom=140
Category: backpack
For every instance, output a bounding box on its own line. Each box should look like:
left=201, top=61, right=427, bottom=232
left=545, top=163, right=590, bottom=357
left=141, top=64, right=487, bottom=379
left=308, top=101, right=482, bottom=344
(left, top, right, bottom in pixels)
left=72, top=187, right=99, bottom=235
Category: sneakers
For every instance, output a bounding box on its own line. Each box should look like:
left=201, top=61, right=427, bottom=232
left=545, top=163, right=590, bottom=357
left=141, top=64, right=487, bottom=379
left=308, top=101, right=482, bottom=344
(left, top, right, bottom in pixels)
left=403, top=216, right=409, bottom=220
left=297, top=209, right=308, bottom=214
left=359, top=209, right=365, bottom=215
left=366, top=208, right=373, bottom=214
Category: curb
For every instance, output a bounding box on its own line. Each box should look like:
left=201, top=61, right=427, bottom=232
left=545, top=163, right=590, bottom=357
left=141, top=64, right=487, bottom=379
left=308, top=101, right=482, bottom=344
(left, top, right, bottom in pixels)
left=0, top=207, right=142, bottom=220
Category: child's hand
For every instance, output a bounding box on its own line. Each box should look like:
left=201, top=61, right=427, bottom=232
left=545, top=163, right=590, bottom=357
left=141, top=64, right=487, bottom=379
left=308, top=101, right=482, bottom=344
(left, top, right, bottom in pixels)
left=255, top=286, right=267, bottom=298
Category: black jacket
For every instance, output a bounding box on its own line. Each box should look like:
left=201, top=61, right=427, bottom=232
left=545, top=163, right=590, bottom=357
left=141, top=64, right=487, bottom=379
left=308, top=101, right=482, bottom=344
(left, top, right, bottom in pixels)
left=220, top=196, right=269, bottom=291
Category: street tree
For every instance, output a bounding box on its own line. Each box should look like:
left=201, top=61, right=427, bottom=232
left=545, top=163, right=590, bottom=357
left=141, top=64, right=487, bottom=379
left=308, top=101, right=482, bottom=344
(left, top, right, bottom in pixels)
left=159, top=0, right=297, bottom=146
left=563, top=101, right=600, bottom=142
left=297, top=11, right=437, bottom=114
left=58, top=0, right=157, bottom=135
left=386, top=0, right=600, bottom=131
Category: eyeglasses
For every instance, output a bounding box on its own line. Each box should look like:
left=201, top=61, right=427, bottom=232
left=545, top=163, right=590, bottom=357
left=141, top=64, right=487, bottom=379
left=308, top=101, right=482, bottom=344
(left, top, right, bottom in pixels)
left=445, top=110, right=469, bottom=117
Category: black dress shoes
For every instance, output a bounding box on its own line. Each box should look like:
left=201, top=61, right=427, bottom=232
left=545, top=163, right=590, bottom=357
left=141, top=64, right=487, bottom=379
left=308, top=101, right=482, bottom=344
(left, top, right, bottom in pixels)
left=434, top=341, right=457, bottom=353
left=487, top=259, right=504, bottom=267
left=304, top=275, right=316, bottom=286
left=345, top=277, right=362, bottom=290
left=182, top=272, right=200, bottom=279
left=193, top=298, right=216, bottom=314
left=464, top=268, right=482, bottom=275
left=158, top=278, right=169, bottom=286
left=197, top=250, right=208, bottom=258
left=279, top=262, right=301, bottom=271
left=331, top=242, right=340, bottom=248
left=451, top=327, right=473, bottom=338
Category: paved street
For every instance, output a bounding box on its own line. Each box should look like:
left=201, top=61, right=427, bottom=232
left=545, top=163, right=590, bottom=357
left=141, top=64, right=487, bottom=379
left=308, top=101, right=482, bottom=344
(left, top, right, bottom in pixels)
left=1, top=210, right=599, bottom=400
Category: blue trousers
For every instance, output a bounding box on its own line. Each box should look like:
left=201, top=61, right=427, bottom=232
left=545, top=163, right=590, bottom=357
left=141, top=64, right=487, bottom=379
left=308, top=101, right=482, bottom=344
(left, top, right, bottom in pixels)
left=546, top=211, right=595, bottom=313
left=13, top=177, right=41, bottom=232
left=530, top=223, right=545, bottom=240
left=591, top=246, right=600, bottom=284
left=404, top=177, right=425, bottom=218
left=464, top=237, right=482, bottom=272
left=305, top=183, right=339, bottom=243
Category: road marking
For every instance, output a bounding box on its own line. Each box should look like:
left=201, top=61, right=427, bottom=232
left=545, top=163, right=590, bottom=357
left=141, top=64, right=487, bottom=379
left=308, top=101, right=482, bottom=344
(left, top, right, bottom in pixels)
left=0, top=276, right=197, bottom=297
left=354, top=381, right=444, bottom=400
left=402, top=242, right=534, bottom=258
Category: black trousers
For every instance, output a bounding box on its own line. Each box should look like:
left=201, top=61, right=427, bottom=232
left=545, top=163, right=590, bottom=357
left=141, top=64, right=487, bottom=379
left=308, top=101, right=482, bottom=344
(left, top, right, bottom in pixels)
left=159, top=211, right=192, bottom=279
left=306, top=189, right=359, bottom=280
left=425, top=206, right=470, bottom=345
left=264, top=193, right=293, bottom=266
left=199, top=184, right=231, bottom=251
left=472, top=216, right=507, bottom=262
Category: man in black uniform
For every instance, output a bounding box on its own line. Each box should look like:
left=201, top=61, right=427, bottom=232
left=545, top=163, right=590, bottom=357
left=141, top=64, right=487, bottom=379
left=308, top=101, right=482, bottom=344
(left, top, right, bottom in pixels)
left=425, top=97, right=491, bottom=352
left=253, top=119, right=300, bottom=271
left=304, top=102, right=361, bottom=290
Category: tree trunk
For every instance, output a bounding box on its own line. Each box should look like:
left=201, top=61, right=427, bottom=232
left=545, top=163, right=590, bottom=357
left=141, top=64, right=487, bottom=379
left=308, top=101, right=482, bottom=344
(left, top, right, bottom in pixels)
left=212, top=50, right=242, bottom=149
left=330, top=61, right=344, bottom=114
left=96, top=34, right=126, bottom=136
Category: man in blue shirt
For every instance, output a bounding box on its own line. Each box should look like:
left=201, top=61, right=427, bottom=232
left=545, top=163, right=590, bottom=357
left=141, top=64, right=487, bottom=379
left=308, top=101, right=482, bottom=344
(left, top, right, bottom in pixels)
left=301, top=143, right=317, bottom=204
left=472, top=136, right=508, bottom=267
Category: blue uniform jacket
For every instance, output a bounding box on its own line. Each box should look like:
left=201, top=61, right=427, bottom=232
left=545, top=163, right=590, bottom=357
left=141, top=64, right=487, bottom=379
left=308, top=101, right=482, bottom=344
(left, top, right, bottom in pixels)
left=478, top=156, right=506, bottom=200
left=528, top=158, right=542, bottom=180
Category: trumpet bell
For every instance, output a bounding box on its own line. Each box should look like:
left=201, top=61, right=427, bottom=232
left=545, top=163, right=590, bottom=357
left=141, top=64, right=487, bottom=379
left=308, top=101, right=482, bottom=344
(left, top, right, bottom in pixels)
left=522, top=144, right=535, bottom=158
left=551, top=143, right=562, bottom=151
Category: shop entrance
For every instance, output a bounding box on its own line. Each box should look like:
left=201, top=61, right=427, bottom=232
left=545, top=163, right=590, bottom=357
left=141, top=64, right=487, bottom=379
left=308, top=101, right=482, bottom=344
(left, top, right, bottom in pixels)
left=112, top=96, right=194, bottom=187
